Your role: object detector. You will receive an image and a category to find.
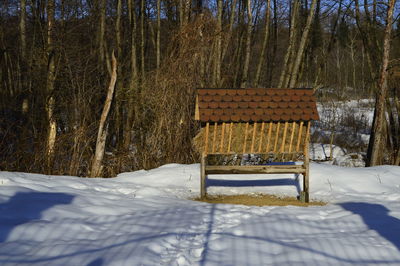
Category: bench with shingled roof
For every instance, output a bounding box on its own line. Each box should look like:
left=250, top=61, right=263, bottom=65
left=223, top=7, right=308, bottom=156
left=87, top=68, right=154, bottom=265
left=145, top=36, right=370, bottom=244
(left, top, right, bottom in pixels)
left=194, top=88, right=319, bottom=203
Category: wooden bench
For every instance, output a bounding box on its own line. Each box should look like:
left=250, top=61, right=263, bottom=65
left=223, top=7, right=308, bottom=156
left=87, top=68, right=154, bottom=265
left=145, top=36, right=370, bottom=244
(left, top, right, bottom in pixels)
left=194, top=88, right=319, bottom=203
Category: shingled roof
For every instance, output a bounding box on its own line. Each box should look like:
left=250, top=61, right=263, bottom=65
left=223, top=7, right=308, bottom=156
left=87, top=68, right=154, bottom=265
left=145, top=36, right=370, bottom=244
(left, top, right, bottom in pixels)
left=195, top=88, right=319, bottom=122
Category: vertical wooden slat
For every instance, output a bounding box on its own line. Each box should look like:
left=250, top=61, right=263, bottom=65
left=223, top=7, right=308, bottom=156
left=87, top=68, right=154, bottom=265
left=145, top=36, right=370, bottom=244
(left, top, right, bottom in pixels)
left=280, top=122, right=288, bottom=153
left=296, top=121, right=304, bottom=152
left=195, top=95, right=200, bottom=120
left=273, top=122, right=281, bottom=152
left=204, top=122, right=210, bottom=154
left=212, top=122, right=217, bottom=153
left=227, top=122, right=233, bottom=153
left=250, top=122, right=257, bottom=153
left=219, top=122, right=225, bottom=153
left=288, top=122, right=296, bottom=153
left=242, top=122, right=249, bottom=153
left=258, top=122, right=265, bottom=153
left=265, top=122, right=273, bottom=152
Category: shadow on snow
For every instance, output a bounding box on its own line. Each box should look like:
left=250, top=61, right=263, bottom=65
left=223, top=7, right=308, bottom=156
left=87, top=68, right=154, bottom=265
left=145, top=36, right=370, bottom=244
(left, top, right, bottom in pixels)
left=340, top=202, right=400, bottom=251
left=0, top=192, right=74, bottom=243
left=207, top=174, right=302, bottom=195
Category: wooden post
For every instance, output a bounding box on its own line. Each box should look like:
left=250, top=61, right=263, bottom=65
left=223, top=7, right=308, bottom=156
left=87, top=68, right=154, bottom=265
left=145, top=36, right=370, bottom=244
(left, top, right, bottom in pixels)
left=212, top=122, right=218, bottom=153
left=273, top=122, right=281, bottom=152
left=204, top=122, right=210, bottom=154
left=220, top=122, right=226, bottom=153
left=227, top=122, right=233, bottom=153
left=243, top=122, right=249, bottom=153
left=301, top=121, right=311, bottom=203
left=200, top=154, right=207, bottom=198
left=250, top=122, right=257, bottom=153
left=258, top=122, right=265, bottom=153
left=265, top=122, right=273, bottom=152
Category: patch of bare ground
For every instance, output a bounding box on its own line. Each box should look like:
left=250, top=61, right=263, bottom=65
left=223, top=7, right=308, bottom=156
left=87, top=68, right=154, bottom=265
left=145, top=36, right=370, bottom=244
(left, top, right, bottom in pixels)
left=194, top=194, right=326, bottom=207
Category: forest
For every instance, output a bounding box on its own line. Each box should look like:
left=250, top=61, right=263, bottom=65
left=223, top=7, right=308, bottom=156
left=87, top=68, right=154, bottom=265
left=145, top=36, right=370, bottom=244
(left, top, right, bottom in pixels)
left=0, top=0, right=399, bottom=177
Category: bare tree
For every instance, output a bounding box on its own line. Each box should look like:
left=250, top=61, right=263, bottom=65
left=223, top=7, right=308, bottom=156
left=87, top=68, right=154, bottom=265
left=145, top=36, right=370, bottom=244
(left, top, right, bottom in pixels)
left=91, top=52, right=118, bottom=177
left=288, top=0, right=318, bottom=87
left=278, top=0, right=299, bottom=88
left=19, top=0, right=29, bottom=114
left=45, top=0, right=57, bottom=171
left=254, top=0, right=271, bottom=87
left=240, top=0, right=253, bottom=87
left=213, top=0, right=223, bottom=86
left=19, top=0, right=26, bottom=60
left=99, top=0, right=106, bottom=65
left=140, top=0, right=146, bottom=81
left=221, top=0, right=237, bottom=63
left=367, top=0, right=397, bottom=166
left=124, top=0, right=139, bottom=150
left=156, top=0, right=161, bottom=69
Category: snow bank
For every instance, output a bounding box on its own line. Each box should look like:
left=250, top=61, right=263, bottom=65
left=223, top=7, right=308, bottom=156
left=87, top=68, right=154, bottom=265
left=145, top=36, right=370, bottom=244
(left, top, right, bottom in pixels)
left=1, top=163, right=400, bottom=265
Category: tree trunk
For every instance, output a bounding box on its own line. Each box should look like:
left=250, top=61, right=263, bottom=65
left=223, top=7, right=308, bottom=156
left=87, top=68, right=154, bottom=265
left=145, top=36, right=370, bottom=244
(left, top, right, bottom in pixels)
left=221, top=0, right=237, bottom=63
left=367, top=0, right=396, bottom=166
left=288, top=0, right=317, bottom=88
left=19, top=0, right=26, bottom=60
left=278, top=0, right=299, bottom=88
left=354, top=0, right=379, bottom=83
left=124, top=0, right=139, bottom=150
left=240, top=0, right=252, bottom=88
left=99, top=0, right=106, bottom=65
left=140, top=0, right=146, bottom=81
left=19, top=0, right=29, bottom=114
left=179, top=0, right=184, bottom=27
left=213, top=0, right=223, bottom=87
left=115, top=0, right=124, bottom=152
left=267, top=0, right=278, bottom=85
left=183, top=0, right=191, bottom=25
left=254, top=0, right=271, bottom=87
left=156, top=0, right=161, bottom=69
left=90, top=52, right=118, bottom=177
left=116, top=0, right=122, bottom=60
left=45, top=0, right=57, bottom=172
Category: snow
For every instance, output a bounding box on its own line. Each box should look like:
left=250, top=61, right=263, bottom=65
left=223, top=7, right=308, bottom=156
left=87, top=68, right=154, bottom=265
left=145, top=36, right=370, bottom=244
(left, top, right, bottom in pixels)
left=309, top=143, right=347, bottom=161
left=315, top=99, right=373, bottom=147
left=1, top=162, right=400, bottom=265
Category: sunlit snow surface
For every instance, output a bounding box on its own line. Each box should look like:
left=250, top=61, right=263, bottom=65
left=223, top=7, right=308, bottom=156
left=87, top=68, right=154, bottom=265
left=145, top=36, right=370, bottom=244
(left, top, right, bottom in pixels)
left=1, top=163, right=400, bottom=265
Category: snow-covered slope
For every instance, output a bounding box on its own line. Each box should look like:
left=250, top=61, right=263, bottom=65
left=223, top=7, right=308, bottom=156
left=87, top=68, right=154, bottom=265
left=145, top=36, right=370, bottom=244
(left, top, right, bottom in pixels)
left=1, top=163, right=400, bottom=265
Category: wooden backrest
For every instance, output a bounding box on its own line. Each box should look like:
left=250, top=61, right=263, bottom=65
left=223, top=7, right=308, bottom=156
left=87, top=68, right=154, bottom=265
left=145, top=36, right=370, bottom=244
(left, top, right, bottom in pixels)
left=196, top=121, right=310, bottom=161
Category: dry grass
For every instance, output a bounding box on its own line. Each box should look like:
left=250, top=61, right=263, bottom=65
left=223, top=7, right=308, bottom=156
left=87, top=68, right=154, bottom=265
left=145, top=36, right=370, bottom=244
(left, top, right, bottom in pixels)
left=194, top=194, right=326, bottom=207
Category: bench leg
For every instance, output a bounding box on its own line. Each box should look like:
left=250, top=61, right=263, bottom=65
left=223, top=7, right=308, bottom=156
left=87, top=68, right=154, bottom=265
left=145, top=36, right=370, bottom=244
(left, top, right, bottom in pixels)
left=200, top=155, right=207, bottom=198
left=301, top=168, right=310, bottom=203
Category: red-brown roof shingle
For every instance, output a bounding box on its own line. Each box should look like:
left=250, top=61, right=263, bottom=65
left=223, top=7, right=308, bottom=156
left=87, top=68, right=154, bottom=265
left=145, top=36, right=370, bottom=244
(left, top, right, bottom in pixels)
left=196, top=88, right=319, bottom=122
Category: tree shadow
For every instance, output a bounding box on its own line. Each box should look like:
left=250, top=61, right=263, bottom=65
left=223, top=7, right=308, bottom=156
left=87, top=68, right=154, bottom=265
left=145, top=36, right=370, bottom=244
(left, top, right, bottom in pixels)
left=200, top=204, right=216, bottom=266
left=199, top=202, right=400, bottom=265
left=0, top=192, right=74, bottom=242
left=86, top=258, right=103, bottom=266
left=340, top=202, right=400, bottom=251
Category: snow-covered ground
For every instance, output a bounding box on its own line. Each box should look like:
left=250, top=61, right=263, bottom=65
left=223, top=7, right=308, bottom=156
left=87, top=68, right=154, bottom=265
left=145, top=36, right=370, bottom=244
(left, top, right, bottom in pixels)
left=1, top=162, right=400, bottom=265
